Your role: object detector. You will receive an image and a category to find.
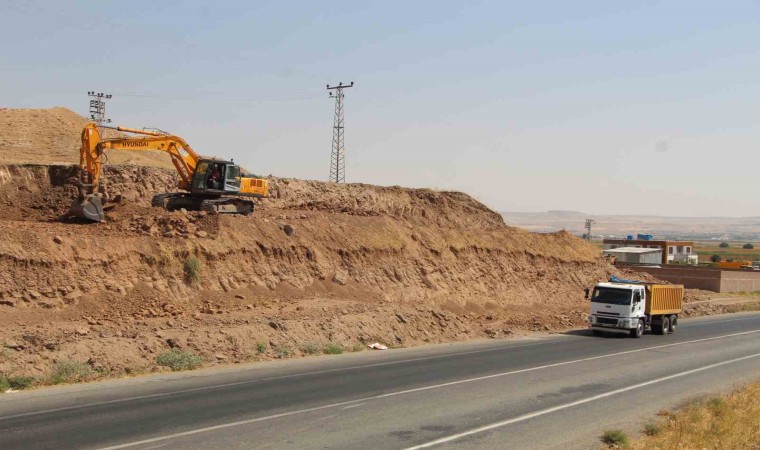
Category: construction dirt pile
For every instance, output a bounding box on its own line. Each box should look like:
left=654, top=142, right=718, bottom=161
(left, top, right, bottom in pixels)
left=0, top=107, right=174, bottom=169
left=0, top=159, right=642, bottom=379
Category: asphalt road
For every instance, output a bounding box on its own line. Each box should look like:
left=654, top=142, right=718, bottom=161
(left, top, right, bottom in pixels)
left=1, top=312, right=759, bottom=449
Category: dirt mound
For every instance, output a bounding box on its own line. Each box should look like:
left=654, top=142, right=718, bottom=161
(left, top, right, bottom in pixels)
left=265, top=177, right=506, bottom=230
left=0, top=162, right=622, bottom=379
left=0, top=107, right=174, bottom=169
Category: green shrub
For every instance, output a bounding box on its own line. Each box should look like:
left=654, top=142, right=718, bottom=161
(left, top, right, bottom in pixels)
left=711, top=254, right=722, bottom=263
left=49, top=360, right=93, bottom=385
left=0, top=374, right=47, bottom=391
left=256, top=342, right=267, bottom=354
left=350, top=343, right=365, bottom=353
left=644, top=422, right=661, bottom=436
left=156, top=349, right=203, bottom=371
left=324, top=343, right=343, bottom=355
left=301, top=342, right=321, bottom=355
left=183, top=257, right=202, bottom=283
left=601, top=429, right=629, bottom=447
left=743, top=243, right=754, bottom=249
left=719, top=242, right=730, bottom=248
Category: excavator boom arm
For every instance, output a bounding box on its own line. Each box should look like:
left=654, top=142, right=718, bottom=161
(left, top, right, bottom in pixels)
left=80, top=123, right=200, bottom=191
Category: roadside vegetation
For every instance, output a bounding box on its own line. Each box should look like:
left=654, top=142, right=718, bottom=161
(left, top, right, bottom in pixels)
left=156, top=349, right=203, bottom=371
left=183, top=257, right=202, bottom=283
left=600, top=429, right=629, bottom=447
left=625, top=379, right=760, bottom=449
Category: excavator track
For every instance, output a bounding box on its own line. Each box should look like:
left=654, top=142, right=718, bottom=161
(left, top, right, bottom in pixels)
left=151, top=193, right=254, bottom=216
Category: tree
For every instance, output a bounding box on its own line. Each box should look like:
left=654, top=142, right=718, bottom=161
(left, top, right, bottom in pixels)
left=710, top=254, right=722, bottom=263
left=743, top=243, right=754, bottom=249
left=719, top=242, right=730, bottom=248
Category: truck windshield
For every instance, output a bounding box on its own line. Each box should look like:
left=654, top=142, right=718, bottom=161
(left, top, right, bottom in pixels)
left=591, top=288, right=632, bottom=305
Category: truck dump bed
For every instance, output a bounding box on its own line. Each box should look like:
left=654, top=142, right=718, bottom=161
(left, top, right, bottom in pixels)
left=645, top=284, right=683, bottom=315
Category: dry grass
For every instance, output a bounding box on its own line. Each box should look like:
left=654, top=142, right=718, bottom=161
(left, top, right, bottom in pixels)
left=630, top=379, right=760, bottom=449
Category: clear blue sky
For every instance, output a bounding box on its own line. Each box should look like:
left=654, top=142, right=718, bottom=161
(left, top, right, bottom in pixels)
left=2, top=0, right=759, bottom=216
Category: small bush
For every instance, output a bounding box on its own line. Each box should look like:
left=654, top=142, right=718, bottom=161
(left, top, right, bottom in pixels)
left=711, top=254, right=722, bottom=263
left=324, top=343, right=343, bottom=355
left=49, top=360, right=93, bottom=385
left=256, top=342, right=267, bottom=354
left=644, top=422, right=661, bottom=436
left=743, top=243, right=754, bottom=249
left=719, top=242, right=730, bottom=248
left=350, top=343, right=365, bottom=353
left=706, top=396, right=726, bottom=413
left=156, top=349, right=203, bottom=371
left=8, top=376, right=35, bottom=390
left=0, top=377, right=9, bottom=392
left=726, top=257, right=735, bottom=262
left=601, top=429, right=629, bottom=447
left=301, top=342, right=321, bottom=355
left=183, top=257, right=202, bottom=283
left=276, top=348, right=290, bottom=359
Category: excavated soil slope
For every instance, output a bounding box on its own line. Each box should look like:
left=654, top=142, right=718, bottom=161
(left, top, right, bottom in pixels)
left=0, top=163, right=629, bottom=378
left=0, top=107, right=174, bottom=169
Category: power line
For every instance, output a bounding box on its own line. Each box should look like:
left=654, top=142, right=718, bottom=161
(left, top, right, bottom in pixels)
left=109, top=91, right=322, bottom=102
left=327, top=81, right=354, bottom=183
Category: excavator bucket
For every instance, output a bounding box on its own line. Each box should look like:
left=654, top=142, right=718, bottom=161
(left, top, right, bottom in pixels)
left=69, top=195, right=106, bottom=222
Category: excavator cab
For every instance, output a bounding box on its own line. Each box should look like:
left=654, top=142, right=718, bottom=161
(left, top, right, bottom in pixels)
left=191, top=160, right=241, bottom=195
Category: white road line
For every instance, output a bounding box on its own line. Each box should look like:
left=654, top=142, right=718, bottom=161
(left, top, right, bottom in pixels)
left=95, top=328, right=760, bottom=449
left=404, top=352, right=760, bottom=449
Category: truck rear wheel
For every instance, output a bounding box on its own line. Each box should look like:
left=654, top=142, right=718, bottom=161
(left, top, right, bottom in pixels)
left=630, top=320, right=644, bottom=338
left=653, top=317, right=669, bottom=335
left=668, top=315, right=677, bottom=333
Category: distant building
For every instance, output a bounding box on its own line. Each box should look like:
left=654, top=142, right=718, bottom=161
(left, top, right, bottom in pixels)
left=602, top=239, right=697, bottom=265
left=603, top=247, right=663, bottom=265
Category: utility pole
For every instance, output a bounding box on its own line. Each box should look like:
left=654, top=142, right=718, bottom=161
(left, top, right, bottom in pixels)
left=326, top=81, right=353, bottom=183
left=87, top=91, right=112, bottom=126
left=585, top=218, right=596, bottom=241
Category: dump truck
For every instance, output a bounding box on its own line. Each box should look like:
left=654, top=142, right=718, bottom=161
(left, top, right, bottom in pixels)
left=586, top=277, right=683, bottom=338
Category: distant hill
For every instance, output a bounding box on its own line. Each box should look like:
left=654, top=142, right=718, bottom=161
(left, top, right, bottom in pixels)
left=0, top=107, right=174, bottom=169
left=502, top=211, right=760, bottom=241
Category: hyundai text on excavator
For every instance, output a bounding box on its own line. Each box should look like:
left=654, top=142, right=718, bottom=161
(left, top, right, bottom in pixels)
left=70, top=123, right=268, bottom=222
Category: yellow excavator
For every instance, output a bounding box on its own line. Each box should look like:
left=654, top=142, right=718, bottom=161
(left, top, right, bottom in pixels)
left=71, top=123, right=268, bottom=222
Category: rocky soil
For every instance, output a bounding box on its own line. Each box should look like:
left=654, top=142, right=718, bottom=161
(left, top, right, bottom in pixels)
left=0, top=162, right=631, bottom=380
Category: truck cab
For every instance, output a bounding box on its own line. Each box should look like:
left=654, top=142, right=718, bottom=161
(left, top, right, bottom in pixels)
left=588, top=283, right=645, bottom=337
left=587, top=281, right=683, bottom=338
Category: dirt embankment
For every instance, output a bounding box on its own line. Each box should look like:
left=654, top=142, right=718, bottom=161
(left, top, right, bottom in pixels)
left=0, top=162, right=628, bottom=378
left=0, top=107, right=175, bottom=169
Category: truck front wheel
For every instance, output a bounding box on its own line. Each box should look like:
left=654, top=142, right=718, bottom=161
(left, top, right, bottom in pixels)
left=630, top=320, right=644, bottom=338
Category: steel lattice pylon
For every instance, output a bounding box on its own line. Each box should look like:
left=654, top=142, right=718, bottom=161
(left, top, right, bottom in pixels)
left=327, top=82, right=353, bottom=183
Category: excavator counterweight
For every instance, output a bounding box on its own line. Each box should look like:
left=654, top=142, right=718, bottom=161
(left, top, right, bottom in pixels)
left=70, top=123, right=268, bottom=222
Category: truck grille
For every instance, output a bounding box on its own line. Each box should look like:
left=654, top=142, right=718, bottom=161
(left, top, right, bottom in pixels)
left=597, top=317, right=618, bottom=326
